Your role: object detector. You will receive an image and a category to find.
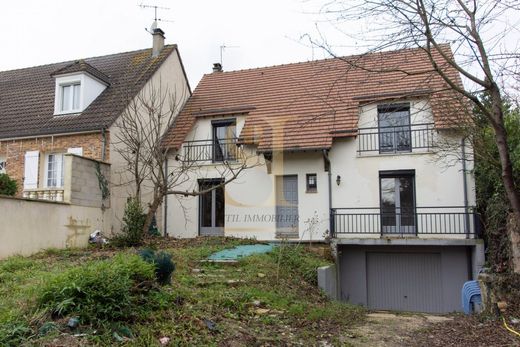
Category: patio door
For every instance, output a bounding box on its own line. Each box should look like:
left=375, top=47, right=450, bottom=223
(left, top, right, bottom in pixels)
left=380, top=171, right=416, bottom=234
left=199, top=179, right=225, bottom=236
left=275, top=175, right=299, bottom=238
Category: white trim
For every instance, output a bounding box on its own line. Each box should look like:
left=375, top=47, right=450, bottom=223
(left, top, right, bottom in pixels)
left=44, top=153, right=64, bottom=188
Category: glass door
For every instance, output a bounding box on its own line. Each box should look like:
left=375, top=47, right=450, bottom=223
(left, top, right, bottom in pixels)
left=199, top=180, right=225, bottom=236
left=380, top=174, right=416, bottom=235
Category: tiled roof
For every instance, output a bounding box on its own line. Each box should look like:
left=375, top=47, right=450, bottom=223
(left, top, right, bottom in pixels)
left=0, top=45, right=177, bottom=139
left=51, top=59, right=111, bottom=85
left=163, top=45, right=467, bottom=152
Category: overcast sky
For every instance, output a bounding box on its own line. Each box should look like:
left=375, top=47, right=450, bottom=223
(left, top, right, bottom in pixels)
left=0, top=0, right=355, bottom=88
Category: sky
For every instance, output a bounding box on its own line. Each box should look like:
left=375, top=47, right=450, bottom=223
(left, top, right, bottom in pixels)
left=0, top=0, right=355, bottom=88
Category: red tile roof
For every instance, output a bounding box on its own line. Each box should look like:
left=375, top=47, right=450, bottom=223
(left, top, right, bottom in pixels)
left=163, top=45, right=467, bottom=151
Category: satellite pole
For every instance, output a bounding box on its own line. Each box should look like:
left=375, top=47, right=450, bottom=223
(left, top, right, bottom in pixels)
left=220, top=44, right=240, bottom=68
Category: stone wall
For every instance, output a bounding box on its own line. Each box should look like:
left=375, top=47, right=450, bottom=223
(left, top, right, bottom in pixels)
left=0, top=132, right=109, bottom=196
left=65, top=154, right=111, bottom=208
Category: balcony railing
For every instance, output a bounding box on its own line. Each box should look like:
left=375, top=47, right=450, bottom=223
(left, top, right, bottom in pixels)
left=331, top=207, right=480, bottom=238
left=23, top=188, right=65, bottom=202
left=182, top=138, right=239, bottom=162
left=357, top=123, right=435, bottom=154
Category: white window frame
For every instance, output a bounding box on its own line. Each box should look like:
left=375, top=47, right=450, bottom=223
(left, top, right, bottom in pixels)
left=0, top=157, right=6, bottom=174
left=59, top=82, right=82, bottom=113
left=44, top=153, right=64, bottom=188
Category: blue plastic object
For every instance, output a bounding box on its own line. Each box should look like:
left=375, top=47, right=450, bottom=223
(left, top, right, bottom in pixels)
left=462, top=280, right=482, bottom=314
left=207, top=244, right=275, bottom=261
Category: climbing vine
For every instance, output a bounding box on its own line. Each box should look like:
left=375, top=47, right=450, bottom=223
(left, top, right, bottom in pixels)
left=95, top=162, right=110, bottom=201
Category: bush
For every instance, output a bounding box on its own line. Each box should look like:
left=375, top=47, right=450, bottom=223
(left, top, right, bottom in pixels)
left=0, top=174, right=17, bottom=196
left=139, top=249, right=175, bottom=285
left=272, top=246, right=330, bottom=285
left=37, top=254, right=155, bottom=323
left=113, top=198, right=146, bottom=247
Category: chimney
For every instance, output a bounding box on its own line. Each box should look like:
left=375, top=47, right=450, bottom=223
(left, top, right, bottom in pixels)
left=152, top=28, right=165, bottom=57
left=212, top=63, right=223, bottom=73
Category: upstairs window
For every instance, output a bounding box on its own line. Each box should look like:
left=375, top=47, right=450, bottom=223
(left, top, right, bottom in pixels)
left=212, top=119, right=237, bottom=162
left=306, top=173, right=317, bottom=193
left=378, top=103, right=411, bottom=153
left=60, top=83, right=81, bottom=112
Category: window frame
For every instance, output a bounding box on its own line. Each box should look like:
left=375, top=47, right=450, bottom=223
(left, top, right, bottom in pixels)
left=377, top=103, right=412, bottom=154
left=306, top=173, right=318, bottom=193
left=211, top=118, right=237, bottom=162
left=44, top=153, right=65, bottom=188
left=59, top=81, right=82, bottom=114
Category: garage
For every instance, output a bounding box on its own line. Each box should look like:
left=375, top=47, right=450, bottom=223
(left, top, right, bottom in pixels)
left=339, top=245, right=472, bottom=313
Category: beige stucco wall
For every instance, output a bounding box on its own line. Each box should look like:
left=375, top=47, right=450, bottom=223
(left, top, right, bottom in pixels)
left=0, top=196, right=110, bottom=259
left=108, top=48, right=191, bottom=234
left=166, top=99, right=476, bottom=241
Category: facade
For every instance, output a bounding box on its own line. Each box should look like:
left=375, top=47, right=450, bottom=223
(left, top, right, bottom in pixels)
left=0, top=28, right=191, bottom=235
left=162, top=47, right=484, bottom=313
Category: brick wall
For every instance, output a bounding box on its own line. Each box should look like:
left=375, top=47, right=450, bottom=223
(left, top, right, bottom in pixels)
left=0, top=132, right=110, bottom=196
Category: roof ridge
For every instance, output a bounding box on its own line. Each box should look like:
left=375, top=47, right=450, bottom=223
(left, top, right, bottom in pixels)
left=0, top=44, right=178, bottom=74
left=203, top=44, right=451, bottom=76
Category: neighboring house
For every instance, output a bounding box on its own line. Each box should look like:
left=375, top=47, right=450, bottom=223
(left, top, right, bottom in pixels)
left=162, top=46, right=485, bottom=313
left=0, top=28, right=191, bottom=234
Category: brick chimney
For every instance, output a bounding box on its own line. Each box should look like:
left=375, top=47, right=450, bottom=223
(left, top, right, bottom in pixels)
left=152, top=28, right=165, bottom=57
left=212, top=63, right=223, bottom=73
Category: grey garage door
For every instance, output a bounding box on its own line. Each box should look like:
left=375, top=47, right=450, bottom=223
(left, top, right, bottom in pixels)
left=366, top=252, right=444, bottom=313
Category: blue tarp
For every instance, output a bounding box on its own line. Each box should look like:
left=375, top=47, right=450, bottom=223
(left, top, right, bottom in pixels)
left=207, top=244, right=275, bottom=261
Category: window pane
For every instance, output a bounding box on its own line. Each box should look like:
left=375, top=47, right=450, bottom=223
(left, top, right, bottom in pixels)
left=47, top=154, right=56, bottom=187
left=73, top=84, right=81, bottom=110
left=378, top=106, right=411, bottom=152
left=381, top=177, right=396, bottom=227
left=61, top=85, right=71, bottom=111
left=215, top=187, right=225, bottom=227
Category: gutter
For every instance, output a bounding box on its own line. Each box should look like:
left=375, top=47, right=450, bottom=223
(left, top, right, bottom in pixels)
left=322, top=149, right=333, bottom=235
left=461, top=137, right=470, bottom=238
left=163, top=155, right=169, bottom=237
left=101, top=128, right=107, bottom=162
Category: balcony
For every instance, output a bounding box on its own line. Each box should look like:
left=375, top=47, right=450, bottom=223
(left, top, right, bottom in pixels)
left=182, top=138, right=239, bottom=162
left=331, top=207, right=480, bottom=238
left=22, top=188, right=65, bottom=202
left=357, top=123, right=435, bottom=154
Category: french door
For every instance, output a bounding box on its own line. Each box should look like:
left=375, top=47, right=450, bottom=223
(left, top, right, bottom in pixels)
left=380, top=171, right=416, bottom=235
left=199, top=179, right=225, bottom=236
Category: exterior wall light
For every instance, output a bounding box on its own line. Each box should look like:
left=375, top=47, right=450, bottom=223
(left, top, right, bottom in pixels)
left=336, top=175, right=341, bottom=186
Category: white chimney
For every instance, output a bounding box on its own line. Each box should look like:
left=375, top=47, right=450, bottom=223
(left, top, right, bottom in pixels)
left=152, top=28, right=165, bottom=57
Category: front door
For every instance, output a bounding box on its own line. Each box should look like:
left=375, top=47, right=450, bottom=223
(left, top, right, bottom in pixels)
left=275, top=175, right=299, bottom=238
left=199, top=180, right=225, bottom=236
left=380, top=172, right=416, bottom=235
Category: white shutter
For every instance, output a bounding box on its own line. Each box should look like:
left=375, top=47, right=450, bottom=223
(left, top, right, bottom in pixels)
left=24, top=151, right=39, bottom=189
left=67, top=147, right=83, bottom=156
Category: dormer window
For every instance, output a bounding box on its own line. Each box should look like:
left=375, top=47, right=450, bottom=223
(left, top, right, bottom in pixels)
left=60, top=82, right=81, bottom=112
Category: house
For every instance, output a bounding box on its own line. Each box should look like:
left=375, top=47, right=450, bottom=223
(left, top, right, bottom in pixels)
left=161, top=46, right=485, bottom=313
left=0, top=28, right=191, bottom=243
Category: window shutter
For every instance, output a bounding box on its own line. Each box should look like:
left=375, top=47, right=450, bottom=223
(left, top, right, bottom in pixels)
left=67, top=147, right=83, bottom=156
left=24, top=151, right=39, bottom=189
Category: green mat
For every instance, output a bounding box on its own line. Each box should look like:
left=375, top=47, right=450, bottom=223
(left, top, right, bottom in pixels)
left=207, top=244, right=275, bottom=261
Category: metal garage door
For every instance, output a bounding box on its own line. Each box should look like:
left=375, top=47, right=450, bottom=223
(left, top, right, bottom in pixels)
left=366, top=252, right=444, bottom=313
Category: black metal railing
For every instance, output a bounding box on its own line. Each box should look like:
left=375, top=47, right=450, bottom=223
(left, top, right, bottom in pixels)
left=182, top=138, right=239, bottom=162
left=357, top=123, right=435, bottom=154
left=330, top=206, right=480, bottom=238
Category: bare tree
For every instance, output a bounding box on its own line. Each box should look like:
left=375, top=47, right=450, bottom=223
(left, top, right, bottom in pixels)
left=312, top=0, right=520, bottom=270
left=113, top=82, right=260, bottom=235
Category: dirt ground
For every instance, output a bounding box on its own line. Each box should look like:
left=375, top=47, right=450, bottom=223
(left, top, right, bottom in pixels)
left=342, top=311, right=520, bottom=347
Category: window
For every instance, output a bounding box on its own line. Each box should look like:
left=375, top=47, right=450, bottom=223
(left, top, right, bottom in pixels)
left=212, top=119, right=237, bottom=161
left=46, top=153, right=64, bottom=187
left=380, top=170, right=416, bottom=234
left=60, top=83, right=81, bottom=112
left=0, top=157, right=6, bottom=174
left=306, top=173, right=317, bottom=192
left=378, top=103, right=411, bottom=153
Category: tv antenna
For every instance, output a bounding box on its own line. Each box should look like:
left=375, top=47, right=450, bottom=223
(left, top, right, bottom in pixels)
left=220, top=44, right=240, bottom=66
left=138, top=3, right=174, bottom=33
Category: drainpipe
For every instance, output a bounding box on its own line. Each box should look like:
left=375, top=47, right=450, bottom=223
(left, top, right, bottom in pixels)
left=461, top=138, right=470, bottom=238
left=323, top=149, right=333, bottom=236
left=101, top=128, right=107, bottom=162
left=163, top=155, right=169, bottom=237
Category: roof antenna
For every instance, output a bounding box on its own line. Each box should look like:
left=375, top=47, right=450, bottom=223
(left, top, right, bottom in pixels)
left=220, top=44, right=240, bottom=68
left=139, top=3, right=174, bottom=33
